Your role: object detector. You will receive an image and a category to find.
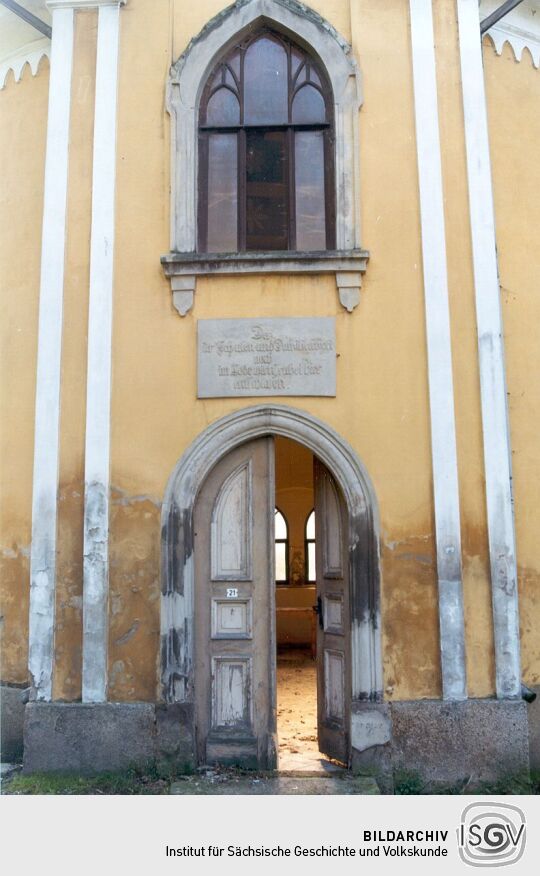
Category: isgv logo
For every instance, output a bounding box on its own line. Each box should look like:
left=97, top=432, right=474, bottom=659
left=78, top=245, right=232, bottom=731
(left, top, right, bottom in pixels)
left=458, top=802, right=526, bottom=867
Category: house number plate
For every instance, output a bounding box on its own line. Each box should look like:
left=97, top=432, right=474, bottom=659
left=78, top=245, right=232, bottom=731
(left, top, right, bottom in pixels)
left=226, top=588, right=239, bottom=598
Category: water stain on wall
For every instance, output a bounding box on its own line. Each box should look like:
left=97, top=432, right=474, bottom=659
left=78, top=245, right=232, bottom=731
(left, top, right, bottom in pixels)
left=381, top=533, right=441, bottom=700
left=108, top=489, right=161, bottom=701
left=0, top=545, right=30, bottom=684
left=53, top=480, right=84, bottom=701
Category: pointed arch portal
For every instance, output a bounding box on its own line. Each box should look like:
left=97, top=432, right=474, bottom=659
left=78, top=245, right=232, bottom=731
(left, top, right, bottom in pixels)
left=161, top=405, right=383, bottom=721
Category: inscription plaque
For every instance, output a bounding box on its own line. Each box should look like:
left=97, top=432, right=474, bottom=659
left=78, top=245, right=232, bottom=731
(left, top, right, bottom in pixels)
left=198, top=318, right=336, bottom=398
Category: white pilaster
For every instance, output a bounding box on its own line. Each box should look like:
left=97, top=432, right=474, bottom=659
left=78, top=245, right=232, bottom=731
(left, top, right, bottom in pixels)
left=457, top=0, right=521, bottom=698
left=409, top=0, right=467, bottom=700
left=82, top=1, right=124, bottom=703
left=28, top=5, right=75, bottom=702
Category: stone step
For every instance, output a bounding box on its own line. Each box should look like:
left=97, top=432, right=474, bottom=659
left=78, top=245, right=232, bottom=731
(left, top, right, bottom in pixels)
left=171, top=775, right=379, bottom=795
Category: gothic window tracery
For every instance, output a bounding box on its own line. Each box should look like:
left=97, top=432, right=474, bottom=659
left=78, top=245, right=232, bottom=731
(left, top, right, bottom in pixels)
left=198, top=29, right=335, bottom=253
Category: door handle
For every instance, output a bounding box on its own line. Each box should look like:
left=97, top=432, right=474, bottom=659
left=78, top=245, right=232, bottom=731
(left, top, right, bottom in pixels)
left=312, top=596, right=324, bottom=630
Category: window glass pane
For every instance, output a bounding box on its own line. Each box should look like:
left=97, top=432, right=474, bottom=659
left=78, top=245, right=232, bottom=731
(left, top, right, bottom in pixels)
left=206, top=88, right=240, bottom=126
left=207, top=134, right=238, bottom=252
left=208, top=69, right=221, bottom=91
left=306, top=511, right=315, bottom=540
left=295, top=131, right=326, bottom=251
left=244, top=37, right=288, bottom=125
left=246, top=130, right=288, bottom=250
left=294, top=64, right=307, bottom=87
left=308, top=67, right=321, bottom=87
left=229, top=51, right=241, bottom=79
left=224, top=68, right=237, bottom=90
left=307, top=542, right=316, bottom=581
left=291, top=47, right=303, bottom=77
left=275, top=509, right=287, bottom=539
left=291, top=85, right=326, bottom=124
left=275, top=542, right=287, bottom=581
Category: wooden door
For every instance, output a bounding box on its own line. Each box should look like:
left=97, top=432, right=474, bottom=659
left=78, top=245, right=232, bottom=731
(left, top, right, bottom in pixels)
left=194, top=437, right=277, bottom=769
left=314, top=457, right=350, bottom=765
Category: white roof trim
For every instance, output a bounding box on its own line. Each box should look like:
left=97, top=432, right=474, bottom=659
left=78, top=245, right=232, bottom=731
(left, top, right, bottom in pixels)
left=0, top=37, right=49, bottom=88
left=480, top=0, right=540, bottom=68
left=485, top=20, right=540, bottom=68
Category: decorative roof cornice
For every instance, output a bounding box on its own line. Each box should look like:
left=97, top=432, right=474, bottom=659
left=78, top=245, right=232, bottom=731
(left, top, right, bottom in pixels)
left=480, top=0, right=540, bottom=68
left=0, top=37, right=49, bottom=89
left=485, top=19, right=540, bottom=68
left=46, top=0, right=126, bottom=9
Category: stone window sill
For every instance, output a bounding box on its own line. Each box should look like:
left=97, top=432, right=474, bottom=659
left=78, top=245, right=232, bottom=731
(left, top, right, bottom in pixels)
left=161, top=249, right=369, bottom=315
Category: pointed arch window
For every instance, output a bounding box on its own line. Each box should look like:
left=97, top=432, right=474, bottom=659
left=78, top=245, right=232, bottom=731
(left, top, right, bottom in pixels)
left=305, top=509, right=316, bottom=582
left=198, top=29, right=335, bottom=253
left=275, top=507, right=289, bottom=585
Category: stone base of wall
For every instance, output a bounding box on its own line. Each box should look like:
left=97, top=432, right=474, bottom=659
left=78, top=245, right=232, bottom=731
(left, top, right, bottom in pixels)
left=21, top=697, right=532, bottom=786
left=527, top=686, right=540, bottom=772
left=23, top=702, right=194, bottom=774
left=351, top=699, right=530, bottom=791
left=1, top=685, right=29, bottom=762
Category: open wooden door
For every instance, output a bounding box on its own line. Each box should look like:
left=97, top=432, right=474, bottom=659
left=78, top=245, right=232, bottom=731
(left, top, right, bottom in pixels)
left=314, top=457, right=350, bottom=765
left=194, top=437, right=277, bottom=769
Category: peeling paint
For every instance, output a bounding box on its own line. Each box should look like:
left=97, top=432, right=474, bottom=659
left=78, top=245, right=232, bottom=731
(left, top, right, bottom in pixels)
left=114, top=621, right=140, bottom=646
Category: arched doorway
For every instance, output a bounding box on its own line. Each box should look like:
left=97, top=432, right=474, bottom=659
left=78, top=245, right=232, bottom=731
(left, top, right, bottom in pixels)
left=161, top=405, right=382, bottom=768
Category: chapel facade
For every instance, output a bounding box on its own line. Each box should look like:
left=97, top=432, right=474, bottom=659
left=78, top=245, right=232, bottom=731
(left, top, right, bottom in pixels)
left=1, top=0, right=539, bottom=788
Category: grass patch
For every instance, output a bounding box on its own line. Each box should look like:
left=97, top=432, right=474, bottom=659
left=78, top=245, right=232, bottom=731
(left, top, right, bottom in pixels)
left=4, top=765, right=172, bottom=795
left=393, top=769, right=540, bottom=796
left=394, top=770, right=425, bottom=795
left=473, top=772, right=537, bottom=796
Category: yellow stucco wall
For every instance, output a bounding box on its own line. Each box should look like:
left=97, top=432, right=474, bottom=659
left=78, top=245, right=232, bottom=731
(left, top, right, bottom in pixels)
left=484, top=37, right=540, bottom=688
left=106, top=0, right=439, bottom=703
left=434, top=0, right=494, bottom=696
left=2, top=0, right=539, bottom=703
left=0, top=59, right=49, bottom=684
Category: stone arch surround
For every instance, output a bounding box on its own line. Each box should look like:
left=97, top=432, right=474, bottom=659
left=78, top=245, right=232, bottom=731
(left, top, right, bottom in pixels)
left=160, top=404, right=383, bottom=711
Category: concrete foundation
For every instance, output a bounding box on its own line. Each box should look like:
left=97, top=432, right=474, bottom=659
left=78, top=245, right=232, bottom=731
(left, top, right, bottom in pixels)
left=1, top=685, right=28, bottom=762
left=23, top=702, right=194, bottom=774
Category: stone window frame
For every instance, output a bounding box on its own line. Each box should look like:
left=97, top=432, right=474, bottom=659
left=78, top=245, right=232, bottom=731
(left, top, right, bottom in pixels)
left=161, top=0, right=369, bottom=316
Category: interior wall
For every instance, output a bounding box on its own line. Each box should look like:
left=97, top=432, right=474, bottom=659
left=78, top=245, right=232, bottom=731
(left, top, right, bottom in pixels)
left=275, top=437, right=315, bottom=646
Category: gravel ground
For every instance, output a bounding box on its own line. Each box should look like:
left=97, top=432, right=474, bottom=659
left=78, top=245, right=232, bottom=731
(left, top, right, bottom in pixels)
left=277, top=647, right=320, bottom=766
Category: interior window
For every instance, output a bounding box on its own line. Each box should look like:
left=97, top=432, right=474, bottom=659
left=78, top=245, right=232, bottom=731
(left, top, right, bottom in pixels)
left=305, top=509, right=316, bottom=582
left=275, top=508, right=289, bottom=585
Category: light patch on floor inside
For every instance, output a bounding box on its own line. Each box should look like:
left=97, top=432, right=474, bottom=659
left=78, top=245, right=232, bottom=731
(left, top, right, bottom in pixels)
left=277, top=647, right=342, bottom=774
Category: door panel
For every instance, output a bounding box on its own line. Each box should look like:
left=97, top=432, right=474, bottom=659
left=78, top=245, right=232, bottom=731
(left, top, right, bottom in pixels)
left=211, top=656, right=252, bottom=729
left=210, top=461, right=252, bottom=580
left=323, top=649, right=345, bottom=722
left=315, top=457, right=350, bottom=764
left=194, top=437, right=276, bottom=769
